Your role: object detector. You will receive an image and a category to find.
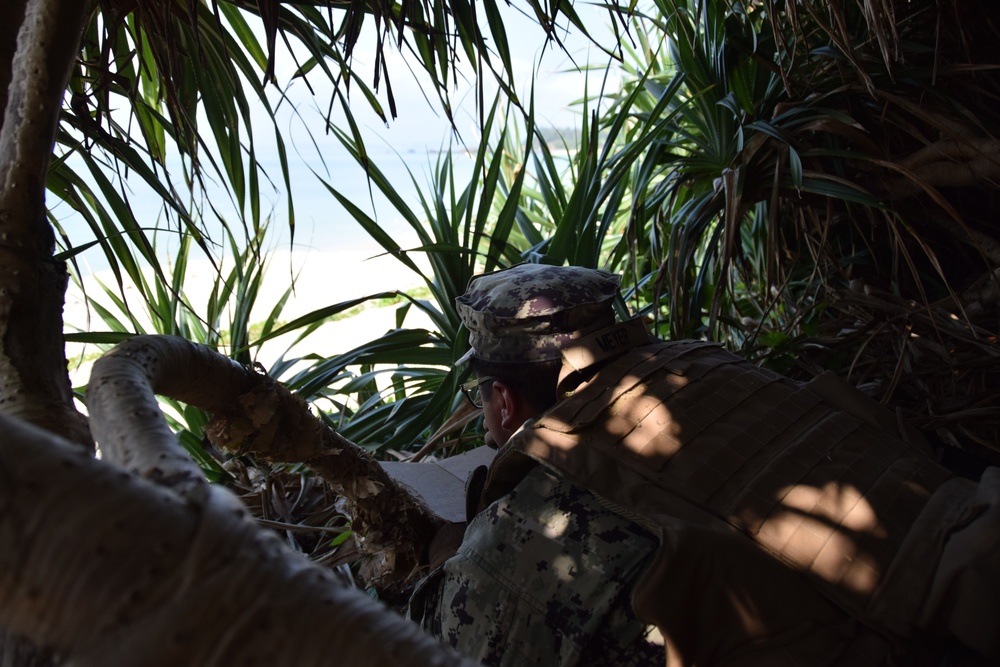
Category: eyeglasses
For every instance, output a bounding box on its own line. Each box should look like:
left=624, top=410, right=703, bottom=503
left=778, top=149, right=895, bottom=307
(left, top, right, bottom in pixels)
left=460, top=376, right=498, bottom=409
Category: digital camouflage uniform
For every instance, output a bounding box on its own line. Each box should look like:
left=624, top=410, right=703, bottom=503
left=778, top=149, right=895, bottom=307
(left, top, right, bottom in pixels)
left=410, top=264, right=1000, bottom=666
left=408, top=464, right=662, bottom=666
left=409, top=264, right=661, bottom=665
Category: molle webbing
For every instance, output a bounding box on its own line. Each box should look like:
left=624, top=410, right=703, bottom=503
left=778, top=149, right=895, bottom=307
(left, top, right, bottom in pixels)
left=511, top=341, right=954, bottom=632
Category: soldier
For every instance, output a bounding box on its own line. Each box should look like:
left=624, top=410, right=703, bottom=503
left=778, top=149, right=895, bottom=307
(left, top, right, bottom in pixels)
left=407, top=263, right=999, bottom=666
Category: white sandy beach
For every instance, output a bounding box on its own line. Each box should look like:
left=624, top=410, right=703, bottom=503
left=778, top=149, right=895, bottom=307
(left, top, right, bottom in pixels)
left=65, top=248, right=437, bottom=385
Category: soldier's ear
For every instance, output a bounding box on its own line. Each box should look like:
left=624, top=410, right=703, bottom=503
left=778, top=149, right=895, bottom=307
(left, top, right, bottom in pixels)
left=491, top=381, right=523, bottom=431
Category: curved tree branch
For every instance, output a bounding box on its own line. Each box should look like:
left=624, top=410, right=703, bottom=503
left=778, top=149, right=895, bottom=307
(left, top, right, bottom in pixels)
left=899, top=138, right=1000, bottom=171
left=0, top=414, right=468, bottom=666
left=848, top=89, right=1000, bottom=205
left=884, top=138, right=1000, bottom=200
left=88, top=334, right=441, bottom=587
left=899, top=136, right=1000, bottom=188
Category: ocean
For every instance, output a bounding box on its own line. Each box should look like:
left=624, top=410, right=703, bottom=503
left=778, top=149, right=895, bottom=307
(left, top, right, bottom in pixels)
left=53, top=146, right=480, bottom=277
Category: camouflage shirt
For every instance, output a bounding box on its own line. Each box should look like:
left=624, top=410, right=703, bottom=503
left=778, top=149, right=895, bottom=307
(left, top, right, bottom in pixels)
left=408, top=464, right=662, bottom=666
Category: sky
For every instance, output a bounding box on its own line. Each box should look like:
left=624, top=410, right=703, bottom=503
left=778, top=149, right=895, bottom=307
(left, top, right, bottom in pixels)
left=259, top=4, right=623, bottom=252
left=54, top=2, right=627, bottom=274
left=264, top=2, right=623, bottom=153
left=59, top=2, right=632, bottom=373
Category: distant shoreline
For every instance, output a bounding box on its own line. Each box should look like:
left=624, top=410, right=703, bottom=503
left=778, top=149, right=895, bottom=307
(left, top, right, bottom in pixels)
left=64, top=248, right=434, bottom=385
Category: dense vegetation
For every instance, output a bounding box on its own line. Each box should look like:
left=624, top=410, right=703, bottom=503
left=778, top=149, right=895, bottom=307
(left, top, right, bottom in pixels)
left=62, top=0, right=999, bottom=468
left=0, top=0, right=996, bottom=662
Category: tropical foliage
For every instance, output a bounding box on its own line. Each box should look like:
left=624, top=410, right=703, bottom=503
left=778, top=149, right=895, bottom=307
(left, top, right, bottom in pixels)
left=401, top=0, right=1000, bottom=464
left=1, top=0, right=998, bottom=661
left=308, top=0, right=1000, bottom=465
left=58, top=0, right=1000, bottom=472
left=53, top=0, right=607, bottom=460
left=603, top=0, right=1000, bottom=463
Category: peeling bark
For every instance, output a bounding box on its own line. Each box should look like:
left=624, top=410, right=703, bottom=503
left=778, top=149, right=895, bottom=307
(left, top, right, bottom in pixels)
left=88, top=335, right=441, bottom=588
left=0, top=414, right=468, bottom=666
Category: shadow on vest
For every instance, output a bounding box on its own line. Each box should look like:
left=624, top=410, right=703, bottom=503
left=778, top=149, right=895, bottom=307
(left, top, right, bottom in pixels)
left=491, top=340, right=998, bottom=666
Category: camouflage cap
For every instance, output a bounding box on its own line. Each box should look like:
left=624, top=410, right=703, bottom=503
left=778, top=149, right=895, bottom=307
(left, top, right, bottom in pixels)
left=455, top=264, right=620, bottom=364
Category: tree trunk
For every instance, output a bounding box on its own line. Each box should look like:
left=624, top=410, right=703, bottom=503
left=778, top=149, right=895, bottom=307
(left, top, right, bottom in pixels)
left=0, top=0, right=91, bottom=445
left=0, top=413, right=467, bottom=666
left=0, top=1, right=93, bottom=664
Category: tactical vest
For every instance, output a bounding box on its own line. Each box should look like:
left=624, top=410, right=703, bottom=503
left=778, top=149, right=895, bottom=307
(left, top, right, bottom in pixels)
left=478, top=326, right=985, bottom=660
